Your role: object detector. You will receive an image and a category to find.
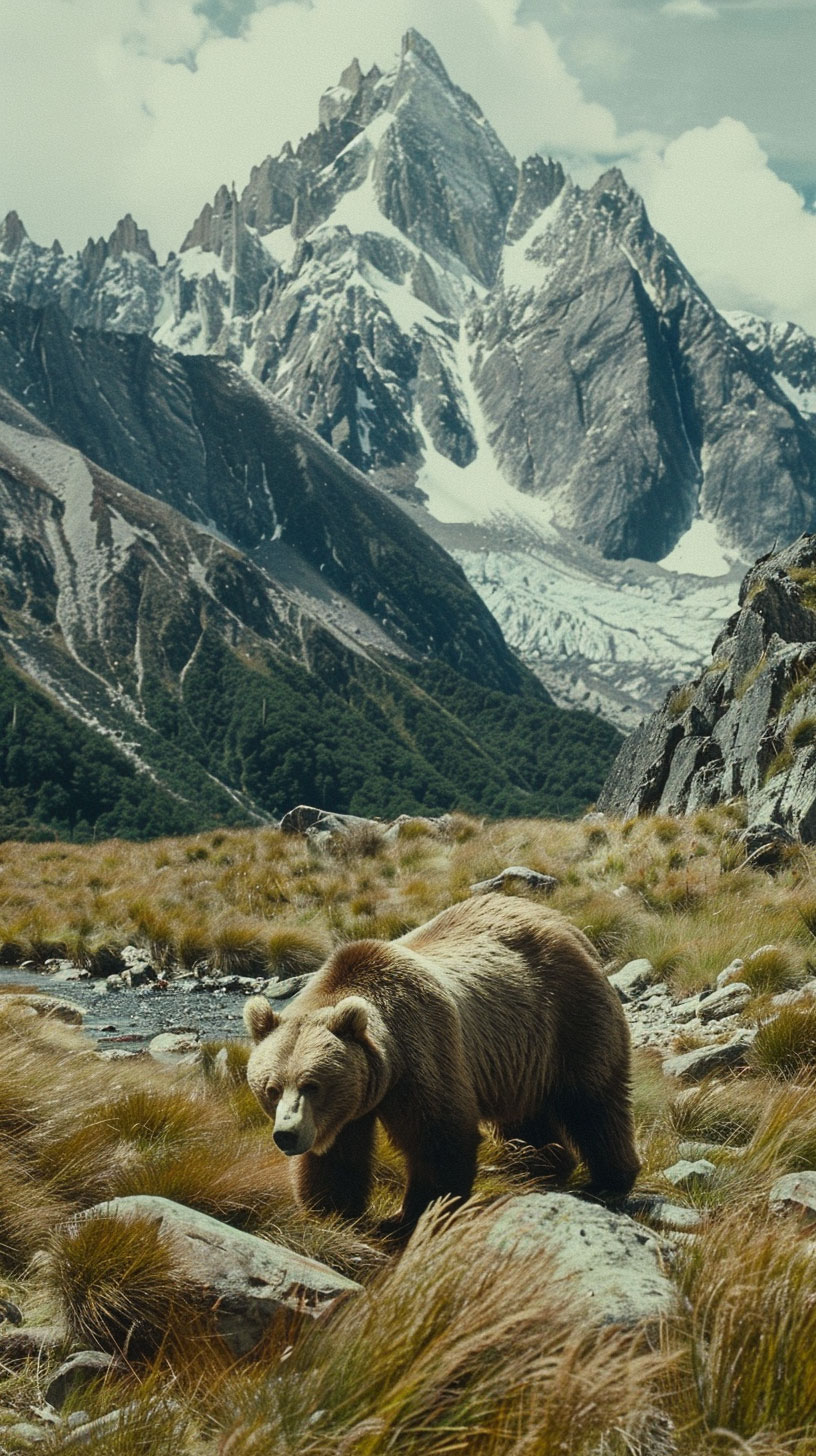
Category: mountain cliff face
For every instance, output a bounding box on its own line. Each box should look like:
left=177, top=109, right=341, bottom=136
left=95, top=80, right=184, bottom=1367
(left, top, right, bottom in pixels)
left=2, top=29, right=815, bottom=727
left=0, top=302, right=620, bottom=838
left=598, top=534, right=816, bottom=842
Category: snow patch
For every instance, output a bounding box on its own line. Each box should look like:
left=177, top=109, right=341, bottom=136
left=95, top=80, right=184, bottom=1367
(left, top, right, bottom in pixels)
left=501, top=189, right=565, bottom=296
left=773, top=372, right=816, bottom=417
left=659, top=517, right=736, bottom=578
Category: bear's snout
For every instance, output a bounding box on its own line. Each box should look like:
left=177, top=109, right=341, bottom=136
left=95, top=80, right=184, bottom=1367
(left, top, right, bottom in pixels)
left=273, top=1128, right=301, bottom=1155
left=271, top=1088, right=317, bottom=1156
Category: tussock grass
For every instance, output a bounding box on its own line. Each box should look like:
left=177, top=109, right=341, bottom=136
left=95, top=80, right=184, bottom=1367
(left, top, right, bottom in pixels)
left=8, top=806, right=816, bottom=1449
left=681, top=1209, right=816, bottom=1441
left=46, top=1210, right=199, bottom=1358
left=752, top=1006, right=816, bottom=1076
left=214, top=1202, right=667, bottom=1456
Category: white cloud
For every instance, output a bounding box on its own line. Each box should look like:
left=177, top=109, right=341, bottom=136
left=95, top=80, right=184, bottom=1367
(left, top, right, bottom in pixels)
left=628, top=118, right=816, bottom=333
left=661, top=0, right=719, bottom=18
left=0, top=0, right=651, bottom=257
left=0, top=0, right=813, bottom=339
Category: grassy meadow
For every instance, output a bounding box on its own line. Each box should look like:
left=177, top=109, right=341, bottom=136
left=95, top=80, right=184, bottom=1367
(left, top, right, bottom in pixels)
left=2, top=804, right=816, bottom=1452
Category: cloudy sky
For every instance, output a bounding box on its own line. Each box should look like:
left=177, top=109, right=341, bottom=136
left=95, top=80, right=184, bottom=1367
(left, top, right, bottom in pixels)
left=1, top=0, right=814, bottom=330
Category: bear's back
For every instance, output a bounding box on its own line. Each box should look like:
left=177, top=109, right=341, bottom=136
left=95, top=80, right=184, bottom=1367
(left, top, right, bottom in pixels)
left=396, top=896, right=626, bottom=1119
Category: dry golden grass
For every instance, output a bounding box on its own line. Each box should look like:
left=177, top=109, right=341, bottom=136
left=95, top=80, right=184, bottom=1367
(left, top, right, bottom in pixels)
left=213, top=1201, right=668, bottom=1456
left=4, top=805, right=816, bottom=1450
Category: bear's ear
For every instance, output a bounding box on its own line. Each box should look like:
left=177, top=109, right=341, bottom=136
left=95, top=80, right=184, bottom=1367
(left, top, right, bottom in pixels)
left=326, top=996, right=369, bottom=1041
left=244, top=996, right=281, bottom=1043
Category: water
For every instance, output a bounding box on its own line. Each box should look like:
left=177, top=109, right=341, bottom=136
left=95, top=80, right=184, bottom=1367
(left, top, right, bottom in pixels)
left=0, top=967, right=254, bottom=1049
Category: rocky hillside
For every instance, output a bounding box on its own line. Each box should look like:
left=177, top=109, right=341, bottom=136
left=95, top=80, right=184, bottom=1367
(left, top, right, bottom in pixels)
left=2, top=30, right=815, bottom=724
left=0, top=312, right=619, bottom=840
left=599, top=533, right=816, bottom=843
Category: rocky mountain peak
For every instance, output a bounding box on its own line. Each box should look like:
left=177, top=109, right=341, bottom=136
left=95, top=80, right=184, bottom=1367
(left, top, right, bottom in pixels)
left=370, top=30, right=517, bottom=285
left=79, top=215, right=158, bottom=283
left=506, top=155, right=566, bottom=243
left=398, top=28, right=453, bottom=84
left=107, top=214, right=157, bottom=265
left=181, top=183, right=234, bottom=255
left=0, top=211, right=28, bottom=255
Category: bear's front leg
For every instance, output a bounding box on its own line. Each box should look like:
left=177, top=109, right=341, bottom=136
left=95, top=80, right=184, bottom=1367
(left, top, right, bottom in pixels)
left=294, top=1112, right=377, bottom=1220
left=380, top=1116, right=480, bottom=1238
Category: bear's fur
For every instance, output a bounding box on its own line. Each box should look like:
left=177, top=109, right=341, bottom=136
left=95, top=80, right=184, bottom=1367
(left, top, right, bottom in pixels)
left=244, top=896, right=639, bottom=1233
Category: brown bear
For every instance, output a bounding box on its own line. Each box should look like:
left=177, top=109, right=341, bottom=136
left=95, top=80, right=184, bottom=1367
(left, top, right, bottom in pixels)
left=244, top=896, right=639, bottom=1234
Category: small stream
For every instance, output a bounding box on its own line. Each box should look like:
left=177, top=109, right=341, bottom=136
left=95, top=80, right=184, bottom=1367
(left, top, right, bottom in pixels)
left=0, top=966, right=258, bottom=1049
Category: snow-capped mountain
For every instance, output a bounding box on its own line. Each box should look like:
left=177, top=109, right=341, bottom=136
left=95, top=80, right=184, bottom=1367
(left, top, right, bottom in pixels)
left=725, top=312, right=816, bottom=423
left=2, top=28, right=816, bottom=727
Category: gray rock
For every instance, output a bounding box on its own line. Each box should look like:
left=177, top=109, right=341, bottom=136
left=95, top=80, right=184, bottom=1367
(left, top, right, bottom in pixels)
left=5, top=1421, right=48, bottom=1446
left=486, top=1193, right=676, bottom=1328
left=147, top=1032, right=201, bottom=1066
left=716, top=958, right=745, bottom=988
left=261, top=971, right=315, bottom=1003
left=50, top=965, right=90, bottom=983
left=44, top=1351, right=123, bottom=1411
left=78, top=1196, right=363, bottom=1355
left=0, top=993, right=85, bottom=1025
left=608, top=959, right=653, bottom=1002
left=469, top=866, right=558, bottom=897
left=772, top=979, right=816, bottom=1007
left=662, top=1033, right=756, bottom=1082
left=662, top=1158, right=717, bottom=1189
left=623, top=1194, right=704, bottom=1232
left=769, top=1171, right=816, bottom=1224
left=49, top=1398, right=181, bottom=1450
left=677, top=1140, right=737, bottom=1160
left=280, top=805, right=382, bottom=839
left=381, top=814, right=453, bottom=843
left=599, top=540, right=816, bottom=839
left=211, top=975, right=265, bottom=994
left=671, top=995, right=701, bottom=1023
left=697, top=982, right=752, bottom=1022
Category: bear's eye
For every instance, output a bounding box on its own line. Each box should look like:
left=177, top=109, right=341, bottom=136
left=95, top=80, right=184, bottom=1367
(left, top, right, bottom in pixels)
left=299, top=1080, right=319, bottom=1095
left=265, top=1084, right=281, bottom=1102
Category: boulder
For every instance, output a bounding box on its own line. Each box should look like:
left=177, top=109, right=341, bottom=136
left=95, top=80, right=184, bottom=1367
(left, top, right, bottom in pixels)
left=0, top=1325, right=64, bottom=1366
left=485, top=1192, right=676, bottom=1328
left=697, top=983, right=752, bottom=1022
left=716, top=959, right=745, bottom=988
left=608, top=959, right=653, bottom=1002
left=662, top=1033, right=755, bottom=1082
left=147, top=1032, right=201, bottom=1067
left=77, top=1196, right=363, bottom=1355
left=469, top=866, right=558, bottom=897
left=598, top=537, right=816, bottom=842
left=0, top=993, right=85, bottom=1025
left=662, top=1159, right=717, bottom=1189
left=44, top=1351, right=123, bottom=1411
left=769, top=1171, right=816, bottom=1224
left=623, top=1194, right=704, bottom=1233
left=280, top=805, right=382, bottom=840
left=261, top=971, right=315, bottom=1003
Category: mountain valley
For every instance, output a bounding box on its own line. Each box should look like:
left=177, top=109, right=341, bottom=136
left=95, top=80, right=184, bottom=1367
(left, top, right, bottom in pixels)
left=1, top=28, right=815, bottom=831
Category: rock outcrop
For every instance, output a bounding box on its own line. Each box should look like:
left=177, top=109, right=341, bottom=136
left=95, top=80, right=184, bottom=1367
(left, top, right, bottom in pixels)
left=599, top=534, right=816, bottom=842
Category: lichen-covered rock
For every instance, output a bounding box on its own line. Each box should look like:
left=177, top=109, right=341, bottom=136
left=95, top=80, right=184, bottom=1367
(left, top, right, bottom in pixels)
left=486, top=1192, right=677, bottom=1328
left=78, top=1196, right=363, bottom=1356
left=769, top=1171, right=816, bottom=1224
left=599, top=536, right=816, bottom=842
left=608, top=959, right=654, bottom=1002
left=662, top=1033, right=755, bottom=1082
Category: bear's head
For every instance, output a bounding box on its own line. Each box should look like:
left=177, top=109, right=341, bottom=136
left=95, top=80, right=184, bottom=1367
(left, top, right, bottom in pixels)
left=244, top=995, right=376, bottom=1156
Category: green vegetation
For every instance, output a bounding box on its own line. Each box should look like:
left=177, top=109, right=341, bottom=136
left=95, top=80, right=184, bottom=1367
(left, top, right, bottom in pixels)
left=0, top=632, right=621, bottom=842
